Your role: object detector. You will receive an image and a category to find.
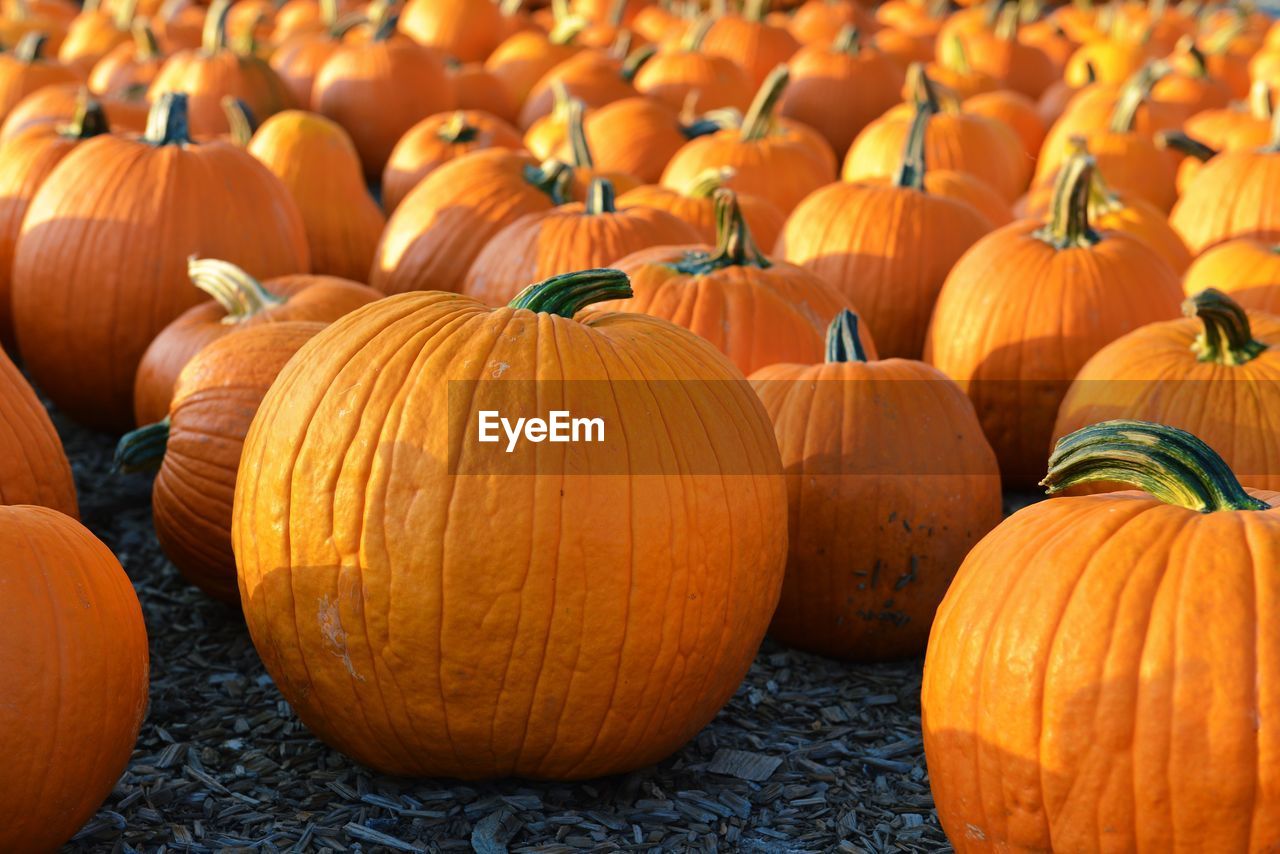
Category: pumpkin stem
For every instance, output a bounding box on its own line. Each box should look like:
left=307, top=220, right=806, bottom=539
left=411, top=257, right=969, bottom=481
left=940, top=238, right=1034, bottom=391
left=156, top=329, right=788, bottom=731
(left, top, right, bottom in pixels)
left=1173, top=34, right=1209, bottom=78
left=675, top=189, right=771, bottom=273
left=14, top=31, right=48, bottom=61
left=585, top=178, right=616, bottom=214
left=115, top=419, right=171, bottom=474
left=832, top=25, right=861, bottom=54
left=1108, top=62, right=1168, bottom=133
left=681, top=15, right=714, bottom=51
left=1034, top=151, right=1099, bottom=249
left=188, top=257, right=286, bottom=321
left=222, top=96, right=256, bottom=145
left=1249, top=79, right=1274, bottom=121
left=893, top=101, right=934, bottom=191
left=132, top=18, right=161, bottom=59
left=1267, top=97, right=1280, bottom=151
left=565, top=98, right=595, bottom=167
left=319, top=0, right=339, bottom=25
left=372, top=10, right=400, bottom=41
left=943, top=35, right=973, bottom=74
left=1155, top=129, right=1217, bottom=162
left=687, top=166, right=735, bottom=198
left=607, top=0, right=626, bottom=28
left=740, top=65, right=788, bottom=142
left=145, top=92, right=194, bottom=146
left=905, top=63, right=946, bottom=113
left=619, top=43, right=656, bottom=81
left=1041, top=420, right=1270, bottom=512
left=113, top=0, right=139, bottom=30
left=61, top=90, right=110, bottom=139
left=994, top=2, right=1019, bottom=39
left=1185, top=288, right=1268, bottom=366
left=328, top=10, right=368, bottom=37
left=825, top=309, right=868, bottom=363
left=744, top=0, right=768, bottom=22
left=523, top=159, right=575, bottom=205
left=509, top=268, right=633, bottom=316
left=201, top=0, right=232, bottom=53
left=439, top=111, right=479, bottom=144
left=609, top=28, right=633, bottom=59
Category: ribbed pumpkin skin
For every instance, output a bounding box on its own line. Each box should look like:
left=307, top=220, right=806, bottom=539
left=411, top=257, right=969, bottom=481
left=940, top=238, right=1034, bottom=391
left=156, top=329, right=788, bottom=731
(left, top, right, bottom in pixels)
left=0, top=50, right=79, bottom=124
left=382, top=110, right=523, bottom=214
left=923, top=491, right=1280, bottom=852
left=561, top=97, right=693, bottom=185
left=1170, top=151, right=1280, bottom=254
left=750, top=358, right=1001, bottom=661
left=0, top=348, right=77, bottom=516
left=133, top=274, right=380, bottom=426
left=11, top=134, right=310, bottom=431
left=247, top=111, right=385, bottom=282
left=632, top=48, right=753, bottom=113
left=1183, top=238, right=1280, bottom=313
left=617, top=184, right=786, bottom=249
left=0, top=505, right=148, bottom=851
left=779, top=41, right=904, bottom=158
left=0, top=82, right=148, bottom=141
left=778, top=181, right=993, bottom=360
left=148, top=51, right=295, bottom=137
left=398, top=0, right=505, bottom=63
left=232, top=293, right=787, bottom=779
left=156, top=322, right=325, bottom=603
left=661, top=128, right=836, bottom=214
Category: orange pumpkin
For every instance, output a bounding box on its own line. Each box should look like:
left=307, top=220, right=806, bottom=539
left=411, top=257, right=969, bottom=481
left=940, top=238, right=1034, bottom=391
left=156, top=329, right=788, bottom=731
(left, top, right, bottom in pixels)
left=11, top=93, right=310, bottom=430
left=1156, top=36, right=1233, bottom=121
left=924, top=152, right=1184, bottom=486
left=619, top=167, right=787, bottom=248
left=1183, top=80, right=1273, bottom=152
left=87, top=18, right=164, bottom=95
left=232, top=268, right=787, bottom=779
left=0, top=79, right=148, bottom=139
left=517, top=44, right=643, bottom=129
left=701, top=0, right=800, bottom=88
left=268, top=11, right=363, bottom=108
left=0, top=347, right=77, bottom=516
left=57, top=0, right=135, bottom=73
left=749, top=309, right=1001, bottom=660
left=134, top=257, right=379, bottom=425
left=398, top=0, right=506, bottom=63
left=924, top=420, right=1280, bottom=853
left=483, top=21, right=584, bottom=109
left=0, top=32, right=81, bottom=123
left=939, top=4, right=1058, bottom=98
left=449, top=61, right=519, bottom=125
left=382, top=109, right=523, bottom=213
left=782, top=102, right=993, bottom=359
left=964, top=88, right=1045, bottom=161
left=0, top=505, right=148, bottom=852
left=463, top=178, right=699, bottom=305
left=1183, top=237, right=1280, bottom=314
left=788, top=0, right=877, bottom=46
left=631, top=16, right=753, bottom=112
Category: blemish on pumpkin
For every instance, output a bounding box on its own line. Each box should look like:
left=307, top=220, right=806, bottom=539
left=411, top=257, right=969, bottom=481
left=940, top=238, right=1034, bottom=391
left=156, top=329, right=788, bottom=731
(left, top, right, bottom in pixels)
left=317, top=595, right=364, bottom=682
left=487, top=360, right=510, bottom=378
left=966, top=824, right=987, bottom=841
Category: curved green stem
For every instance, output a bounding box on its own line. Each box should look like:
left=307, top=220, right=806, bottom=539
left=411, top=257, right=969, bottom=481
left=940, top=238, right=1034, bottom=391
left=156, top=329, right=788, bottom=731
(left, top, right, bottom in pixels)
left=585, top=178, right=616, bottom=215
left=115, top=419, right=171, bottom=473
left=145, top=92, right=194, bottom=147
left=894, top=101, right=934, bottom=191
left=825, top=309, right=868, bottom=363
left=619, top=44, right=657, bottom=82
left=1041, top=420, right=1270, bottom=512
left=681, top=16, right=714, bottom=51
left=1250, top=79, right=1273, bottom=121
left=222, top=97, right=256, bottom=146
left=1174, top=34, right=1209, bottom=78
left=1034, top=152, right=1099, bottom=249
left=1156, top=129, right=1217, bottom=162
left=202, top=0, right=232, bottom=54
left=131, top=18, right=161, bottom=59
left=905, top=63, right=943, bottom=113
left=994, top=2, right=1019, bottom=39
left=1108, top=62, right=1168, bottom=133
left=674, top=189, right=771, bottom=273
left=509, top=268, right=633, bottom=316
left=523, top=159, right=575, bottom=205
left=741, top=65, right=788, bottom=142
left=112, top=0, right=139, bottom=30
left=319, top=0, right=338, bottom=25
left=565, top=99, right=594, bottom=168
left=14, top=31, right=48, bottom=62
left=63, top=90, right=110, bottom=139
left=1185, top=288, right=1268, bottom=365
left=744, top=0, right=768, bottom=22
left=687, top=166, right=735, bottom=198
left=438, top=111, right=479, bottom=144
left=832, top=25, right=860, bottom=55
left=188, top=257, right=285, bottom=321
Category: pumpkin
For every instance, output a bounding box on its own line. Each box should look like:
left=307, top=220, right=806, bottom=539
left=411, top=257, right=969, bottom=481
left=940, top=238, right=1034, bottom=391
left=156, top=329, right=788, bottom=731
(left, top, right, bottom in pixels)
left=268, top=10, right=363, bottom=109
left=631, top=16, right=752, bottom=113
left=0, top=505, right=148, bottom=852
left=922, top=37, right=999, bottom=101
left=1183, top=237, right=1280, bottom=314
left=449, top=61, right=519, bottom=125
left=232, top=267, right=787, bottom=779
left=844, top=64, right=1029, bottom=201
left=779, top=26, right=904, bottom=158
left=1156, top=36, right=1232, bottom=120
left=0, top=91, right=108, bottom=354
left=0, top=347, right=77, bottom=516
left=923, top=420, right=1280, bottom=853
left=11, top=93, right=309, bottom=431
left=87, top=17, right=164, bottom=95
left=1182, top=80, right=1273, bottom=152
left=588, top=189, right=862, bottom=375
left=939, top=4, right=1058, bottom=98
left=788, top=0, right=877, bottom=46
left=702, top=0, right=800, bottom=89
left=152, top=0, right=205, bottom=52
left=56, top=0, right=135, bottom=73
left=398, top=0, right=506, bottom=63
left=517, top=43, right=646, bottom=129
left=119, top=321, right=325, bottom=603
left=749, top=309, right=1001, bottom=660
left=1063, top=34, right=1151, bottom=86
left=134, top=257, right=379, bottom=425
left=619, top=167, right=786, bottom=248
left=1054, top=289, right=1280, bottom=490
left=382, top=109, right=523, bottom=214
left=247, top=109, right=384, bottom=281
left=924, top=152, right=1184, bottom=487
left=0, top=80, right=148, bottom=139
left=313, top=9, right=455, bottom=181
left=0, top=33, right=81, bottom=124
left=0, top=0, right=72, bottom=53
left=781, top=101, right=993, bottom=359
left=371, top=150, right=573, bottom=296
left=661, top=66, right=837, bottom=213
left=483, top=21, right=583, bottom=110
left=963, top=88, right=1045, bottom=161
left=147, top=0, right=294, bottom=137
left=464, top=178, right=699, bottom=305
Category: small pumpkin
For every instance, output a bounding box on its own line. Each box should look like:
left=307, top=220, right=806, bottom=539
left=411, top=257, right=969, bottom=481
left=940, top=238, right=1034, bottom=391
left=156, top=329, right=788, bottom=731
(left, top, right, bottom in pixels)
left=701, top=0, right=800, bottom=89
left=788, top=0, right=877, bottom=47
left=87, top=17, right=164, bottom=96
left=0, top=32, right=81, bottom=124
left=398, top=0, right=506, bottom=63
left=1183, top=237, right=1280, bottom=314
left=449, top=61, right=519, bottom=125
left=0, top=505, right=148, bottom=852
left=482, top=18, right=584, bottom=109
left=464, top=178, right=699, bottom=305
left=939, top=3, right=1058, bottom=98
left=963, top=88, right=1045, bottom=161
left=134, top=257, right=379, bottom=425
left=924, top=420, right=1280, bottom=853
left=56, top=0, right=136, bottom=73
left=619, top=166, right=787, bottom=248
left=1182, top=79, right=1273, bottom=152
left=517, top=42, right=645, bottom=129
left=268, top=7, right=364, bottom=109
left=0, top=347, right=77, bottom=516
left=749, top=309, right=1001, bottom=661
left=382, top=109, right=523, bottom=213
left=0, top=79, right=147, bottom=139
left=631, top=15, right=752, bottom=113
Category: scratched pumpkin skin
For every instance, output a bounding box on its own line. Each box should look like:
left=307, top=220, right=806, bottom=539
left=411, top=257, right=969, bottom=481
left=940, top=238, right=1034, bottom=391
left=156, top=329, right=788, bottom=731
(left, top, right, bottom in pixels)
left=232, top=269, right=788, bottom=779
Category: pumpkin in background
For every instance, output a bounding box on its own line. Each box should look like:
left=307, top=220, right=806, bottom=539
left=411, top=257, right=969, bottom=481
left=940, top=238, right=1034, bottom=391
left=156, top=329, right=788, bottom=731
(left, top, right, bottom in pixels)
left=449, top=61, right=519, bottom=125
left=781, top=102, right=993, bottom=359
left=88, top=18, right=164, bottom=96
left=464, top=179, right=700, bottom=305
left=0, top=506, right=148, bottom=851
left=924, top=152, right=1184, bottom=487
left=1170, top=117, right=1280, bottom=254
left=558, top=96, right=725, bottom=185
left=788, top=0, right=876, bottom=46
left=483, top=21, right=583, bottom=109
left=119, top=321, right=325, bottom=603
left=938, top=4, right=1058, bottom=98
left=1157, top=36, right=1232, bottom=120
left=662, top=66, right=836, bottom=213
left=56, top=0, right=136, bottom=73
left=398, top=0, right=506, bottom=63
left=701, top=0, right=800, bottom=89
left=0, top=80, right=148, bottom=139
left=1183, top=80, right=1273, bottom=152
left=0, top=347, right=77, bottom=516
left=588, top=189, right=861, bottom=376
left=11, top=93, right=309, bottom=431
left=619, top=167, right=786, bottom=248
left=371, top=150, right=573, bottom=296
left=152, top=0, right=206, bottom=52
left=0, top=91, right=109, bottom=354
left=147, top=0, right=295, bottom=137
left=924, top=420, right=1280, bottom=853
left=0, top=33, right=81, bottom=123
left=247, top=109, right=384, bottom=281
left=632, top=16, right=753, bottom=113
left=269, top=11, right=364, bottom=109
left=1183, top=237, right=1280, bottom=314
left=1054, top=289, right=1280, bottom=490
left=1063, top=33, right=1151, bottom=86
left=517, top=44, right=644, bottom=129
left=232, top=268, right=787, bottom=779
left=313, top=9, right=455, bottom=181
left=779, top=26, right=903, bottom=158
left=382, top=109, right=523, bottom=214
left=750, top=309, right=1001, bottom=661
left=964, top=88, right=1045, bottom=161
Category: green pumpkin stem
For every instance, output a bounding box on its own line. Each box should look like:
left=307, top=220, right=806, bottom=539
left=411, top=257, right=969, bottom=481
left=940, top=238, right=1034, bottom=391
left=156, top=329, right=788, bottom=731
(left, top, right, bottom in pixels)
left=741, top=65, right=789, bottom=142
left=894, top=101, right=934, bottom=191
left=1034, top=152, right=1100, bottom=249
left=619, top=43, right=657, bottom=82
left=1185, top=288, right=1268, bottom=365
left=510, top=268, right=633, bottom=316
left=131, top=18, right=160, bottom=58
left=319, top=0, right=338, bottom=25
left=188, top=257, right=286, bottom=321
left=585, top=178, right=616, bottom=214
left=687, top=166, right=735, bottom=198
left=1250, top=79, right=1273, bottom=120
left=994, top=2, right=1019, bottom=39
left=439, top=111, right=479, bottom=144
left=1108, top=62, right=1168, bottom=133
left=1041, top=420, right=1270, bottom=512
left=1174, top=34, right=1209, bottom=77
left=62, top=90, right=110, bottom=139
left=681, top=15, right=713, bottom=51
left=565, top=98, right=594, bottom=167
left=825, top=309, right=868, bottom=363
left=1156, top=129, right=1217, bottom=162
left=201, top=0, right=232, bottom=53
left=523, top=159, right=575, bottom=205
left=112, top=0, right=138, bottom=30
left=145, top=92, right=194, bottom=146
left=905, top=63, right=944, bottom=112
left=222, top=96, right=256, bottom=146
left=832, top=25, right=861, bottom=54
left=14, top=31, right=48, bottom=61
left=744, top=0, right=768, bottom=22
left=114, top=419, right=171, bottom=474
left=675, top=189, right=771, bottom=273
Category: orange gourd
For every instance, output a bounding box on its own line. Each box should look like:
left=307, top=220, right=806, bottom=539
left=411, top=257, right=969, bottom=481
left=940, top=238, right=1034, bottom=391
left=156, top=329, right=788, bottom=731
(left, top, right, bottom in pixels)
left=483, top=21, right=584, bottom=109
left=964, top=88, right=1045, bottom=161
left=398, top=0, right=506, bottom=63
left=517, top=43, right=644, bottom=129
left=701, top=0, right=800, bottom=88
left=631, top=16, right=753, bottom=112
left=382, top=109, right=523, bottom=214
left=0, top=347, right=77, bottom=516
left=556, top=95, right=723, bottom=185
left=619, top=167, right=786, bottom=248
left=1182, top=237, right=1280, bottom=315
left=57, top=0, right=136, bottom=73
left=87, top=18, right=164, bottom=95
left=450, top=61, right=519, bottom=125
left=939, top=4, right=1058, bottom=98
left=0, top=79, right=147, bottom=139
left=268, top=9, right=363, bottom=108
left=0, top=33, right=81, bottom=124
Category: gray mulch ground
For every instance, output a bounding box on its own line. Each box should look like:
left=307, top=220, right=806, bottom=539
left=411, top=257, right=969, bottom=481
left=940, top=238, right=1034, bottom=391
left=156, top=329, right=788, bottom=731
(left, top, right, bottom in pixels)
left=47, top=409, right=1022, bottom=853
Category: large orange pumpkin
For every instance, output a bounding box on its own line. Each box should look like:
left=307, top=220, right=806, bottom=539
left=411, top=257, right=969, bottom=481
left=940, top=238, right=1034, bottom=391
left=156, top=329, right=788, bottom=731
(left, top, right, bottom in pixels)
left=1183, top=237, right=1280, bottom=314
left=0, top=505, right=148, bottom=852
left=11, top=92, right=310, bottom=431
left=232, top=268, right=787, bottom=779
left=749, top=309, right=1001, bottom=660
left=923, top=420, right=1280, bottom=853
left=382, top=109, right=524, bottom=213
left=0, top=347, right=77, bottom=516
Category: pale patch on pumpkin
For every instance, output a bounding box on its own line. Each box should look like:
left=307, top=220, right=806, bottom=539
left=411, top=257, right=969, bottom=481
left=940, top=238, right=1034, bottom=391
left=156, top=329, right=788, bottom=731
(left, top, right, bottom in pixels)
left=317, top=595, right=364, bottom=681
left=487, top=360, right=510, bottom=378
